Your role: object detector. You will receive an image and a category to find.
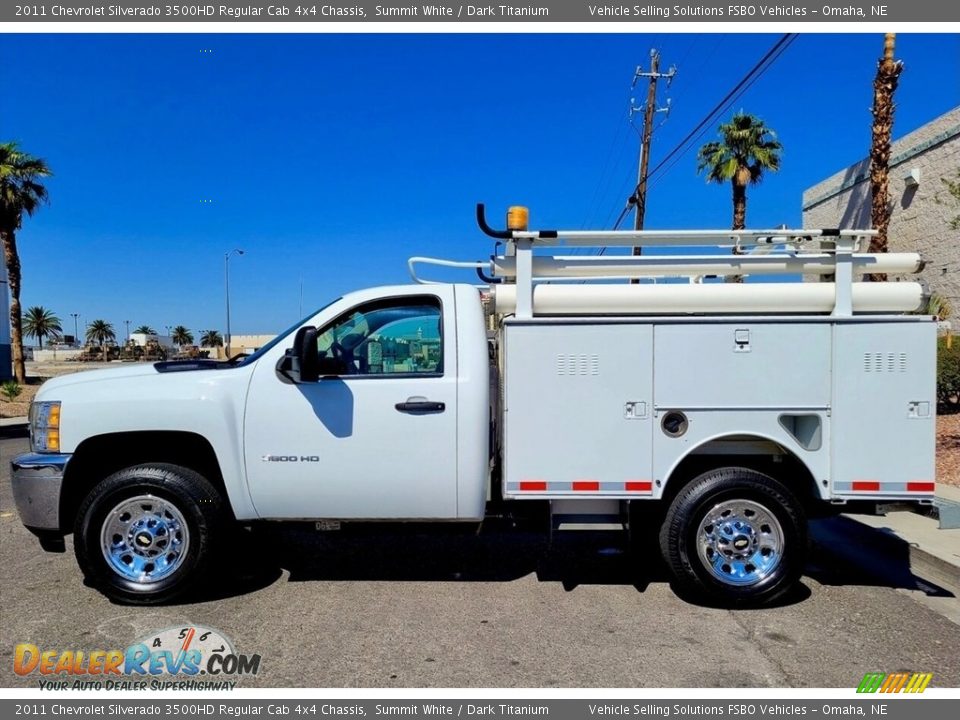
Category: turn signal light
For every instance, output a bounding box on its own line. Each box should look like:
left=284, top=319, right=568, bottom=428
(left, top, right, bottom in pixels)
left=30, top=401, right=62, bottom=453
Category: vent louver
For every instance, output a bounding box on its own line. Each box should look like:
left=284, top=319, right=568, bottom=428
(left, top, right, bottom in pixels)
left=863, top=352, right=907, bottom=373
left=556, top=354, right=600, bottom=376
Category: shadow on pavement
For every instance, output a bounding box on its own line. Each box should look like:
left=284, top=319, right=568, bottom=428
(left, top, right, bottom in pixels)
left=79, top=506, right=948, bottom=608
left=179, top=518, right=817, bottom=609
left=0, top=426, right=29, bottom=440
left=807, top=516, right=955, bottom=598
left=262, top=518, right=548, bottom=583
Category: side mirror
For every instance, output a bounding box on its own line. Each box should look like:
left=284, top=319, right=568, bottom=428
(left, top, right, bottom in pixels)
left=297, top=327, right=320, bottom=382
left=277, top=326, right=320, bottom=383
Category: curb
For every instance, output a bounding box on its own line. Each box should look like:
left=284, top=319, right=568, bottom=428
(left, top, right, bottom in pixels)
left=0, top=417, right=28, bottom=428
left=931, top=484, right=960, bottom=529
left=811, top=514, right=960, bottom=598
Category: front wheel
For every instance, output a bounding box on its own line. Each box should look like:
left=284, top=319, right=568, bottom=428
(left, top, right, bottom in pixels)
left=74, top=464, right=225, bottom=605
left=659, top=467, right=807, bottom=606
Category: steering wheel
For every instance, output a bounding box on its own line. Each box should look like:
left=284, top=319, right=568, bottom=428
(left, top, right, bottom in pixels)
left=331, top=332, right=365, bottom=374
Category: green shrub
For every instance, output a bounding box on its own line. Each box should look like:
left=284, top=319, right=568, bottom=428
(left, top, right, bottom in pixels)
left=938, top=337, right=960, bottom=412
left=926, top=293, right=954, bottom=321
left=1, top=380, right=23, bottom=402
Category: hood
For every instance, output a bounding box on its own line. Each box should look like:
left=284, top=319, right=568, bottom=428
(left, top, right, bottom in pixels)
left=34, top=361, right=231, bottom=399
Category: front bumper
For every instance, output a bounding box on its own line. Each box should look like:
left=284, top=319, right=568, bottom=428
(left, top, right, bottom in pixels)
left=11, top=452, right=71, bottom=533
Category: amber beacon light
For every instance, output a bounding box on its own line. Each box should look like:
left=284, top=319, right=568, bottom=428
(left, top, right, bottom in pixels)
left=507, top=205, right=529, bottom=231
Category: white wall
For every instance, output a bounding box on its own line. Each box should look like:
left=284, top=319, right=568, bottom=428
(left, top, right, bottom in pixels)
left=32, top=349, right=83, bottom=363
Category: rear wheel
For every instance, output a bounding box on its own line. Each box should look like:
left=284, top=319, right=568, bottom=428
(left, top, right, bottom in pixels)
left=659, top=467, right=806, bottom=606
left=74, top=464, right=224, bottom=605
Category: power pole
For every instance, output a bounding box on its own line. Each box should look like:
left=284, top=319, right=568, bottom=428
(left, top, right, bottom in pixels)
left=629, top=49, right=675, bottom=265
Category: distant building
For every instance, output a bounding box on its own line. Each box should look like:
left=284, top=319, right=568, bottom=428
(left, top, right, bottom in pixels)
left=129, top=332, right=176, bottom=350
left=1, top=252, right=11, bottom=381
left=803, top=106, right=960, bottom=310
left=214, top=334, right=276, bottom=360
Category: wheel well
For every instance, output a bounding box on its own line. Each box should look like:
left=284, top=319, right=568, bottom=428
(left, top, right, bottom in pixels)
left=60, top=431, right=228, bottom=534
left=661, top=436, right=821, bottom=509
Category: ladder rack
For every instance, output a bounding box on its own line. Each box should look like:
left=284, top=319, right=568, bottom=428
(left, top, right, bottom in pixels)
left=475, top=203, right=875, bottom=248
left=407, top=204, right=925, bottom=320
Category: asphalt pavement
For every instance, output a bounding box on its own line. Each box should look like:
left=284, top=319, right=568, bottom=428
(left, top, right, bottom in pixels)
left=2, top=431, right=959, bottom=689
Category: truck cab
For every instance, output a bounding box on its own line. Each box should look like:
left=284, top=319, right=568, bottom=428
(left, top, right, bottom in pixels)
left=12, top=283, right=489, bottom=604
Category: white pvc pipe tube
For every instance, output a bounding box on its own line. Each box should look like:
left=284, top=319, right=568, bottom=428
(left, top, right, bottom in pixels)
left=492, top=282, right=924, bottom=315
left=492, top=253, right=922, bottom=279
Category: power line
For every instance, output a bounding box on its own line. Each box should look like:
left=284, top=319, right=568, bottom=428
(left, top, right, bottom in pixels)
left=582, top=109, right=633, bottom=232
left=674, top=34, right=698, bottom=72
left=664, top=34, right=725, bottom=112
left=645, top=33, right=796, bottom=186
left=645, top=35, right=797, bottom=195
left=606, top=33, right=797, bottom=235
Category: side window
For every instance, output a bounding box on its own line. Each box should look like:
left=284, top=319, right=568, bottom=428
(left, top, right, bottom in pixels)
left=316, top=298, right=443, bottom=376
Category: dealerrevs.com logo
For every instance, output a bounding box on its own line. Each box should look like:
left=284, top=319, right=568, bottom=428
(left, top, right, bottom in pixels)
left=14, top=625, right=261, bottom=690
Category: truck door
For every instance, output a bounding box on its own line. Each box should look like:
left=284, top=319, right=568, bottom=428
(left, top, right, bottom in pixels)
left=243, top=288, right=458, bottom=519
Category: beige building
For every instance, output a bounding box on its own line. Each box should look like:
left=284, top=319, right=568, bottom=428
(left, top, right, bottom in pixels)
left=208, top=334, right=276, bottom=360
left=802, top=106, right=960, bottom=310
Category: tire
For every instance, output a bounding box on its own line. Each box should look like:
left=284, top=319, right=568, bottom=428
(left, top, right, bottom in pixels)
left=74, top=464, right=224, bottom=605
left=658, top=467, right=807, bottom=606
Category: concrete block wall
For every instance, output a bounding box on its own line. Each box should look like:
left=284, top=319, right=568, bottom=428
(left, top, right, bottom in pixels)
left=31, top=349, right=83, bottom=363
left=802, top=106, right=960, bottom=311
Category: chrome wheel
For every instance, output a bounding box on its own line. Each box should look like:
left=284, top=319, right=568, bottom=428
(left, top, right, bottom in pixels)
left=100, top=495, right=190, bottom=584
left=696, top=499, right=783, bottom=586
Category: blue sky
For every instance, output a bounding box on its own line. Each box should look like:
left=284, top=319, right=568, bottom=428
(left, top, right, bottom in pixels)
left=2, top=33, right=958, bottom=336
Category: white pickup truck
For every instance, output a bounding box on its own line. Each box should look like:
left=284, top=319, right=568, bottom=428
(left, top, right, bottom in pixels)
left=11, top=206, right=937, bottom=606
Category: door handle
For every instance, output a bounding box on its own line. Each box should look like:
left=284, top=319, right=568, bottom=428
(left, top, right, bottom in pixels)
left=395, top=400, right=445, bottom=413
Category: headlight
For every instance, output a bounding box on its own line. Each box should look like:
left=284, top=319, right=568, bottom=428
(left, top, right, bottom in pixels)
left=30, top=401, right=61, bottom=453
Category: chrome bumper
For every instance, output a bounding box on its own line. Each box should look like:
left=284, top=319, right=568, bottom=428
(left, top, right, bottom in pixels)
left=11, top=453, right=71, bottom=532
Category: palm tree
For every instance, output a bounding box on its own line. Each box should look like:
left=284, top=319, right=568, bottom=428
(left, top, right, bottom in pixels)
left=868, top=33, right=904, bottom=277
left=86, top=319, right=116, bottom=361
left=22, top=306, right=62, bottom=349
left=1, top=142, right=52, bottom=382
left=133, top=324, right=157, bottom=335
left=171, top=325, right=194, bottom=347
left=200, top=329, right=223, bottom=347
left=697, top=112, right=783, bottom=231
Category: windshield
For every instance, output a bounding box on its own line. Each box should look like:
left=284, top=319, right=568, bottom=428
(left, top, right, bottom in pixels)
left=233, top=297, right=342, bottom=368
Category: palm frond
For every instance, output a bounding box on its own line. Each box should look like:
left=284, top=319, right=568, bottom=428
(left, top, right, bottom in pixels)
left=0, top=141, right=52, bottom=231
left=696, top=112, right=783, bottom=215
left=85, top=319, right=116, bottom=344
